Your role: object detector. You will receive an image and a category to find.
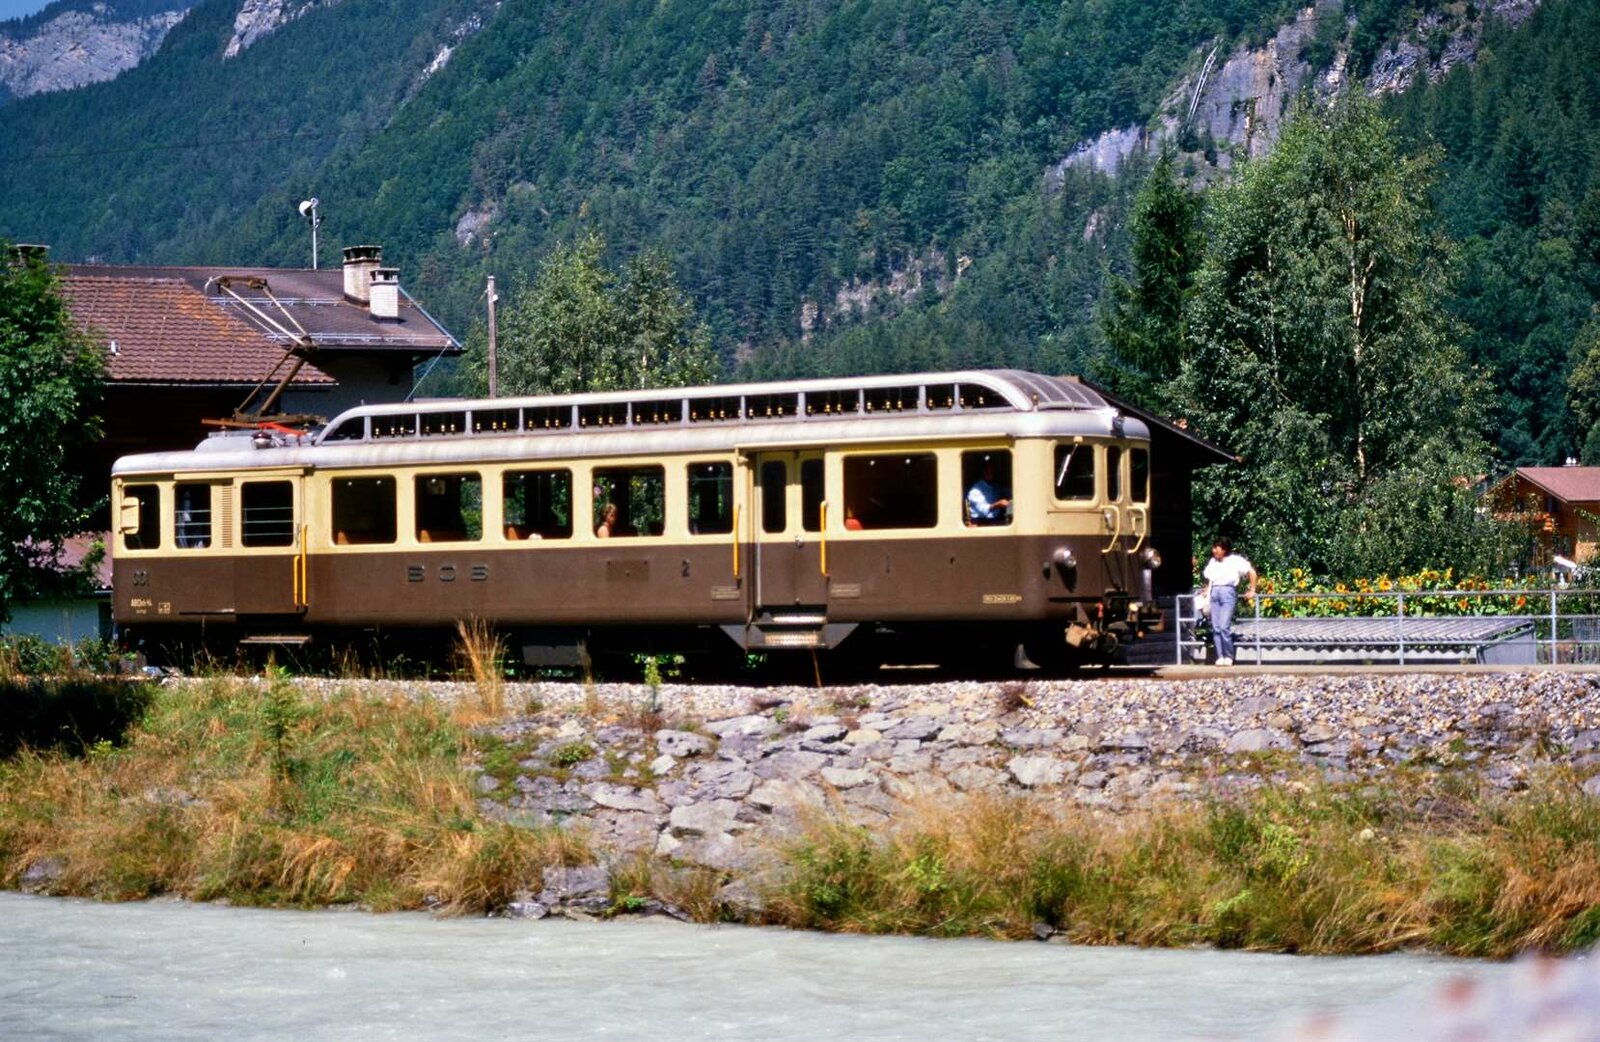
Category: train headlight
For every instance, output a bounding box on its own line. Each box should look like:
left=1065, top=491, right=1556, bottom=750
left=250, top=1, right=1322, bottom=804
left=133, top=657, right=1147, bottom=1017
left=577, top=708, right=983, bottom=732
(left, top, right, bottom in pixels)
left=1052, top=548, right=1077, bottom=571
left=1140, top=547, right=1162, bottom=570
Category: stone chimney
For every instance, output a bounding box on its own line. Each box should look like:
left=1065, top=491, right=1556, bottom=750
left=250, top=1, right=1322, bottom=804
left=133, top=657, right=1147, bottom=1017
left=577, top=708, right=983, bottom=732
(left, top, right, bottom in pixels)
left=341, top=245, right=382, bottom=304
left=369, top=267, right=401, bottom=320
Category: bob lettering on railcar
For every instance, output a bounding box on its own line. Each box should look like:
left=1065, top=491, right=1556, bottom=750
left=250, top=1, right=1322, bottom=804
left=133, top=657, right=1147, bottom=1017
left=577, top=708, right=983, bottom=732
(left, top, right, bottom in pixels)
left=110, top=370, right=1166, bottom=673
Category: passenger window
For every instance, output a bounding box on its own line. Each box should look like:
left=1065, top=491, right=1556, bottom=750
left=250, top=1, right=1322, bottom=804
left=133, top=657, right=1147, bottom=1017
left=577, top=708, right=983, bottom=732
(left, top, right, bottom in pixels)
left=760, top=461, right=786, bottom=533
left=801, top=459, right=825, bottom=533
left=415, top=473, right=482, bottom=543
left=1131, top=448, right=1150, bottom=502
left=503, top=469, right=572, bottom=540
left=1053, top=444, right=1096, bottom=501
left=1107, top=446, right=1123, bottom=502
left=331, top=477, right=396, bottom=545
left=174, top=483, right=213, bottom=549
left=961, top=451, right=1013, bottom=527
left=593, top=466, right=665, bottom=538
left=842, top=454, right=937, bottom=530
left=687, top=462, right=734, bottom=535
left=122, top=484, right=160, bottom=551
left=242, top=481, right=295, bottom=547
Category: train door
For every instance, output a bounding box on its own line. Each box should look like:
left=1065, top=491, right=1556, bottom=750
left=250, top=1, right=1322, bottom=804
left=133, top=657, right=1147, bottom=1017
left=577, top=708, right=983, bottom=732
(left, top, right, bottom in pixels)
left=751, top=451, right=829, bottom=610
left=231, top=473, right=309, bottom=618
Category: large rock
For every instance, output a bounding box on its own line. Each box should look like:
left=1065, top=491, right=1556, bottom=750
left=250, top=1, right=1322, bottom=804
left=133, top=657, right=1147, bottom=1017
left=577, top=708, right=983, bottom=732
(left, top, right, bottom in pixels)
left=668, top=800, right=743, bottom=837
left=704, top=715, right=772, bottom=738
left=1226, top=728, right=1293, bottom=754
left=1007, top=756, right=1067, bottom=788
left=689, top=761, right=757, bottom=800
left=655, top=730, right=714, bottom=758
left=583, top=783, right=666, bottom=815
left=755, top=750, right=828, bottom=781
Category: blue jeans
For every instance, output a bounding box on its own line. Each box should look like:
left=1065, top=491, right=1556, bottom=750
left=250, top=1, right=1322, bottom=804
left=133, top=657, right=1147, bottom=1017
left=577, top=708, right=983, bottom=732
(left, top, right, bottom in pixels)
left=1210, top=585, right=1238, bottom=661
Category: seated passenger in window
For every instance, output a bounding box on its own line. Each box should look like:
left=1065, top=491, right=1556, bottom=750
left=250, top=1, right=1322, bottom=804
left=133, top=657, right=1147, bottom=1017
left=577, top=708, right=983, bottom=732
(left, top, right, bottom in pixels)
left=596, top=502, right=619, bottom=539
left=966, top=458, right=1011, bottom=525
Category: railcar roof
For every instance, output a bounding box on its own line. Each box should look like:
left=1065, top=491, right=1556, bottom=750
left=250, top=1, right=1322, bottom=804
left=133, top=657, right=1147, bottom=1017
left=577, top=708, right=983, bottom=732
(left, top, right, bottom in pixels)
left=112, top=370, right=1155, bottom=476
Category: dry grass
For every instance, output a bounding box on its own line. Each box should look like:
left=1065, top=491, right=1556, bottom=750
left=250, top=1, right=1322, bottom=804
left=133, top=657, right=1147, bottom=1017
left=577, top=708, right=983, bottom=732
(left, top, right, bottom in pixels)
left=0, top=675, right=587, bottom=912
left=453, top=618, right=507, bottom=723
left=759, top=778, right=1600, bottom=957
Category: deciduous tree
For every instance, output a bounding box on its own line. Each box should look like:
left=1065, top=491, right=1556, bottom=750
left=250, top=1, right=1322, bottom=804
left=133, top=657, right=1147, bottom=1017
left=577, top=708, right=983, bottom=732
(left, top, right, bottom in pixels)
left=1177, top=98, right=1494, bottom=574
left=0, top=245, right=106, bottom=623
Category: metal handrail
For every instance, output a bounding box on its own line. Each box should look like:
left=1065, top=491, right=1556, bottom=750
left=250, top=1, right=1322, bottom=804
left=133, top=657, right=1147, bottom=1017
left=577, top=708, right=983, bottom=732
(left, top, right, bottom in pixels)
left=1173, top=586, right=1600, bottom=666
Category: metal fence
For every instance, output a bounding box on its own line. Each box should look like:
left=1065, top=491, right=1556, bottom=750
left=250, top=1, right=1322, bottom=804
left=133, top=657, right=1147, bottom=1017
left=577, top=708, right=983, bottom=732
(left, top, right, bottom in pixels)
left=1173, top=587, right=1600, bottom=666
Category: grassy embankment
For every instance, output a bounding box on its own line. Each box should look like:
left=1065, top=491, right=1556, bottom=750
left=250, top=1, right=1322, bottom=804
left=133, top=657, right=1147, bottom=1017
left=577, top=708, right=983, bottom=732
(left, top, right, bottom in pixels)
left=3, top=671, right=1600, bottom=957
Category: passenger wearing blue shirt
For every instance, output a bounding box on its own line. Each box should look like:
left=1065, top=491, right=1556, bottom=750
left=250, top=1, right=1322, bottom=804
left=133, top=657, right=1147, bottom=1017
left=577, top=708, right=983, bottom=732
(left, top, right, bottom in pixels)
left=966, top=459, right=1011, bottom=525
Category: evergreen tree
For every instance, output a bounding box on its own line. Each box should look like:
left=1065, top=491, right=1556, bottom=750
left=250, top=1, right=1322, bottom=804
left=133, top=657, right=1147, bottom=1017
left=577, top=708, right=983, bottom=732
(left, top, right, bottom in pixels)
left=1099, top=148, right=1203, bottom=411
left=1178, top=98, right=1493, bottom=575
left=0, top=245, right=106, bottom=623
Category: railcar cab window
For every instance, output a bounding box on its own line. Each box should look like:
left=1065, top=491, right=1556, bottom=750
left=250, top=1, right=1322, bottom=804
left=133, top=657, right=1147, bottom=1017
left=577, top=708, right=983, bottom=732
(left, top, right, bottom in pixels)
left=174, top=483, right=214, bottom=548
left=593, top=466, right=665, bottom=538
left=1131, top=448, right=1150, bottom=502
left=504, top=469, right=572, bottom=540
left=962, top=451, right=1013, bottom=526
left=122, top=484, right=160, bottom=550
left=843, top=454, right=937, bottom=530
left=332, top=477, right=396, bottom=545
left=1106, top=446, right=1123, bottom=502
left=1053, top=443, right=1096, bottom=501
left=242, top=481, right=295, bottom=547
left=687, top=462, right=733, bottom=535
left=415, top=473, right=482, bottom=543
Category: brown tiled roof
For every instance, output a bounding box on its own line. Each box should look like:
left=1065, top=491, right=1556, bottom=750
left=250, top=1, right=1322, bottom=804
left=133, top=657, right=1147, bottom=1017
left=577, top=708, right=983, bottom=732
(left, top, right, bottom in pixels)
left=1514, top=467, right=1600, bottom=505
left=61, top=275, right=335, bottom=386
left=65, top=264, right=460, bottom=356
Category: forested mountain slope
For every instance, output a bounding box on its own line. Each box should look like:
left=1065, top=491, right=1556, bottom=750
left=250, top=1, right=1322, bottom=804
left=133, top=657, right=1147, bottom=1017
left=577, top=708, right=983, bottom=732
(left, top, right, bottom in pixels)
left=1, top=0, right=1596, bottom=467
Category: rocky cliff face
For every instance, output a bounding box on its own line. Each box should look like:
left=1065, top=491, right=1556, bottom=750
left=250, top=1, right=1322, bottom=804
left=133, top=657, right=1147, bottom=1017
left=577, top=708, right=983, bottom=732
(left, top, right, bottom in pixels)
left=222, top=0, right=324, bottom=59
left=1055, top=0, right=1542, bottom=180
left=0, top=3, right=188, bottom=103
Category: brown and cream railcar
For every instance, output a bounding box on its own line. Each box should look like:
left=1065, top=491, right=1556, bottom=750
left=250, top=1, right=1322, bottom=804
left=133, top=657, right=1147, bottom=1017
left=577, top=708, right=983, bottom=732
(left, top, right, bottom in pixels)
left=111, top=370, right=1161, bottom=671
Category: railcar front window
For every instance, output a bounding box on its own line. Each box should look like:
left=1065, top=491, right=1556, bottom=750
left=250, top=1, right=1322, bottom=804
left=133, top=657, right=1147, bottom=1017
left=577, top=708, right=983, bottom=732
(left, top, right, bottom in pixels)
left=241, top=481, right=295, bottom=547
left=1131, top=448, right=1150, bottom=502
left=842, top=454, right=937, bottom=529
left=332, top=477, right=396, bottom=545
left=175, top=483, right=213, bottom=549
left=123, top=484, right=160, bottom=550
left=593, top=466, right=666, bottom=538
left=415, top=473, right=482, bottom=543
left=688, top=462, right=733, bottom=535
left=1107, top=446, right=1123, bottom=502
left=504, top=469, right=572, bottom=540
left=961, top=450, right=1013, bottom=526
left=1053, top=444, right=1096, bottom=501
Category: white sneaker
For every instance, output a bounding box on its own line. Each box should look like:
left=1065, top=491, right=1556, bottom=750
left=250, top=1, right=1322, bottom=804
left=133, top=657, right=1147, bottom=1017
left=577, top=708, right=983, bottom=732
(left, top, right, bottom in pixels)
left=1216, top=657, right=1233, bottom=666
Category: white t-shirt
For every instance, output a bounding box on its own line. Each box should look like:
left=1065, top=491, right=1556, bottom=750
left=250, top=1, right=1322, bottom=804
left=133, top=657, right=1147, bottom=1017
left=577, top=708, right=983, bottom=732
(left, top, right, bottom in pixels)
left=1203, top=553, right=1253, bottom=588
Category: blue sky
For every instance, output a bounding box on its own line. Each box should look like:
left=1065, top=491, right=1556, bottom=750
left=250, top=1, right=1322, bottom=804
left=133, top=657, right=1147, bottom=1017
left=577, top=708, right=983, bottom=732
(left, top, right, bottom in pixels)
left=0, top=0, right=55, bottom=22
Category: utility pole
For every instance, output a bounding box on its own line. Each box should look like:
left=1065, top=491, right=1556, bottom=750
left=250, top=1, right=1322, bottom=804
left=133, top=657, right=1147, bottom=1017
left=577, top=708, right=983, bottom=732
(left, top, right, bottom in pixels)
left=486, top=275, right=499, bottom=398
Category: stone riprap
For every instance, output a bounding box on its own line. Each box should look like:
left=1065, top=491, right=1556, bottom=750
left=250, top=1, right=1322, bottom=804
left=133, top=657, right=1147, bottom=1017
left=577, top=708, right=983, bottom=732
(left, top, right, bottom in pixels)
left=423, top=671, right=1600, bottom=900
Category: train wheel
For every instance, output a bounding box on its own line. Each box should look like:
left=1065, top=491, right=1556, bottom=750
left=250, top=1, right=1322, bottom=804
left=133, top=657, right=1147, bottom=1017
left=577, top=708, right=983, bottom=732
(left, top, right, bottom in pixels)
left=1021, top=634, right=1088, bottom=676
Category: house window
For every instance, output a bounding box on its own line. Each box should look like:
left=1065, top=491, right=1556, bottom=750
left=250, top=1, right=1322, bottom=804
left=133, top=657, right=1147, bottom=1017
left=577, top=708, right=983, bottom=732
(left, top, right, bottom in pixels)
left=241, top=481, right=295, bottom=547
left=687, top=462, right=733, bottom=535
left=842, top=454, right=937, bottom=529
left=503, top=469, right=572, bottom=540
left=123, top=484, right=160, bottom=551
left=331, top=477, right=396, bottom=545
left=415, top=473, right=482, bottom=543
